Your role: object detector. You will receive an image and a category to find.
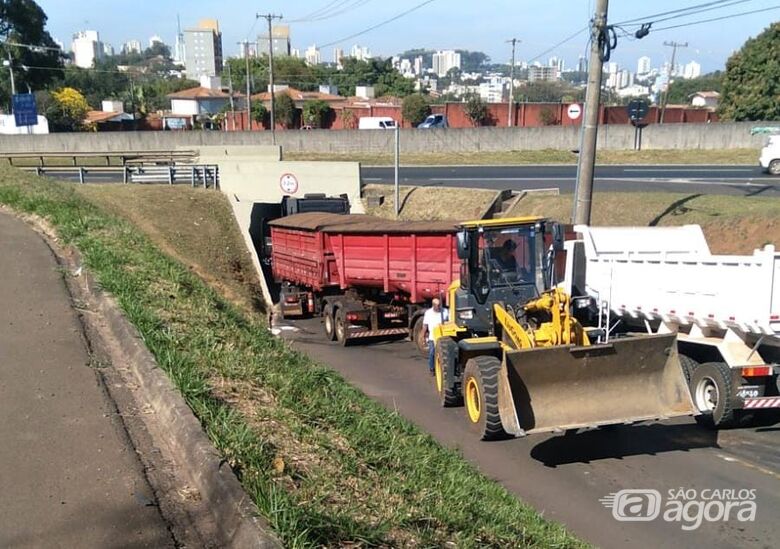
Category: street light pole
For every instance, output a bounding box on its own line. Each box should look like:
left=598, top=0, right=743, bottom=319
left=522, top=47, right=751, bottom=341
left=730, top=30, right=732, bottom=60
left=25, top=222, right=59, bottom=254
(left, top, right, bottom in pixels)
left=5, top=51, right=16, bottom=96
left=573, top=0, right=609, bottom=226
left=506, top=38, right=519, bottom=127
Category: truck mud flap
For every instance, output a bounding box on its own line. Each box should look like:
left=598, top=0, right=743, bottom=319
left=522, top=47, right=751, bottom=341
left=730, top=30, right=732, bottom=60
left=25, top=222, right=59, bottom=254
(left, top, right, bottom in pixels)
left=497, top=333, right=696, bottom=436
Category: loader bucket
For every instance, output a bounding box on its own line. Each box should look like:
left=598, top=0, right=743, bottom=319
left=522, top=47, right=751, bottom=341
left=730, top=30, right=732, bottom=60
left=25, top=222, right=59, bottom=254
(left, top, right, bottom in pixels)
left=497, top=333, right=696, bottom=436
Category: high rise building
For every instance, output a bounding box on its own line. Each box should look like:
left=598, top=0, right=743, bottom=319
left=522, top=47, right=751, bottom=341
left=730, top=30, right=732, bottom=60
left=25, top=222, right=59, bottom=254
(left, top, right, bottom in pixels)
left=149, top=35, right=164, bottom=48
left=577, top=55, right=587, bottom=73
left=122, top=40, right=142, bottom=55
left=103, top=43, right=115, bottom=57
left=257, top=25, right=291, bottom=57
left=350, top=44, right=371, bottom=61
left=528, top=65, right=558, bottom=82
left=413, top=56, right=423, bottom=75
left=174, top=14, right=185, bottom=64
left=432, top=50, right=461, bottom=77
left=333, top=48, right=344, bottom=67
left=548, top=56, right=564, bottom=73
left=637, top=56, right=651, bottom=75
left=305, top=45, right=321, bottom=66
left=72, top=30, right=104, bottom=68
left=683, top=60, right=701, bottom=79
left=184, top=19, right=223, bottom=79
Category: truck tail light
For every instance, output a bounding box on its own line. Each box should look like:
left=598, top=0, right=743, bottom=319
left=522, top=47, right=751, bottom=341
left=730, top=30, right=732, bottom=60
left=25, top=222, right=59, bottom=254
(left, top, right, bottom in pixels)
left=285, top=296, right=299, bottom=304
left=346, top=313, right=359, bottom=322
left=742, top=366, right=771, bottom=377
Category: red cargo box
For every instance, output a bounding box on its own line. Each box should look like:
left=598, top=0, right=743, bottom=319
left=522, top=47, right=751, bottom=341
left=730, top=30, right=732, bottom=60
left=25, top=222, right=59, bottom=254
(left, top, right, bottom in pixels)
left=270, top=213, right=459, bottom=302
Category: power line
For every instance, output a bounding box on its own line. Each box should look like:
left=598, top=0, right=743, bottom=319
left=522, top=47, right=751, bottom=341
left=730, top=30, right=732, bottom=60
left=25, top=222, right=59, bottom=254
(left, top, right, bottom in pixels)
left=290, top=0, right=374, bottom=23
left=611, top=0, right=751, bottom=25
left=526, top=26, right=588, bottom=64
left=318, top=0, right=438, bottom=48
left=287, top=0, right=355, bottom=23
left=652, top=4, right=780, bottom=30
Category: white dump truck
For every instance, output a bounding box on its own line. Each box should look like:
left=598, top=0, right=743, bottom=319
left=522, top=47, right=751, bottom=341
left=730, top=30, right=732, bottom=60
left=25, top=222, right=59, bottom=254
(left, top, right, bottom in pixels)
left=562, top=224, right=780, bottom=428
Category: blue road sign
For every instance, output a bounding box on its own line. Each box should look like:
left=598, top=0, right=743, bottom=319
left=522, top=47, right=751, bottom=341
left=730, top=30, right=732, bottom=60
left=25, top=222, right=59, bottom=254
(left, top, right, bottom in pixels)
left=12, top=93, right=38, bottom=127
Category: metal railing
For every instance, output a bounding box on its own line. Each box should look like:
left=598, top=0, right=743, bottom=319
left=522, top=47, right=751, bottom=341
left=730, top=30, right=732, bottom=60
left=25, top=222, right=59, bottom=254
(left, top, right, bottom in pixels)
left=20, top=164, right=220, bottom=189
left=1, top=149, right=199, bottom=167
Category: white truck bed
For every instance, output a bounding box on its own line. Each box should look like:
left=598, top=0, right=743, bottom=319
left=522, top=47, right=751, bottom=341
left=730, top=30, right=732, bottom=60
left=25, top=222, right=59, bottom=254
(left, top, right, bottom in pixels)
left=571, top=225, right=780, bottom=337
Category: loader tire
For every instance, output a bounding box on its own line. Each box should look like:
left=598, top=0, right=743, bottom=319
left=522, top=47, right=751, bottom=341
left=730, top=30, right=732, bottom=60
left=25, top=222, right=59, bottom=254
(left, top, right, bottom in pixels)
left=463, top=356, right=506, bottom=440
left=692, top=361, right=736, bottom=429
left=323, top=305, right=336, bottom=341
left=679, top=353, right=699, bottom=385
left=435, top=337, right=462, bottom=407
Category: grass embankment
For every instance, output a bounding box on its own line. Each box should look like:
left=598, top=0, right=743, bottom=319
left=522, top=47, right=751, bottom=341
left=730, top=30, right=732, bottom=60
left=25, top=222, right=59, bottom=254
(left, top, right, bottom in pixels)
left=0, top=169, right=583, bottom=548
left=361, top=183, right=780, bottom=254
left=286, top=148, right=758, bottom=166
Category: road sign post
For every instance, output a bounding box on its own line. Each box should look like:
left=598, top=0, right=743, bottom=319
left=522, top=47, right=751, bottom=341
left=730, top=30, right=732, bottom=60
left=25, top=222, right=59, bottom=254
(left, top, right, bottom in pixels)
left=627, top=99, right=649, bottom=151
left=12, top=93, right=38, bottom=129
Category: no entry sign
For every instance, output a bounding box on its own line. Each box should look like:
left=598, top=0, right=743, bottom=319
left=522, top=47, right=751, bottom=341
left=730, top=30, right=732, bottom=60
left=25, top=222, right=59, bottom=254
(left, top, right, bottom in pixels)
left=567, top=104, right=582, bottom=120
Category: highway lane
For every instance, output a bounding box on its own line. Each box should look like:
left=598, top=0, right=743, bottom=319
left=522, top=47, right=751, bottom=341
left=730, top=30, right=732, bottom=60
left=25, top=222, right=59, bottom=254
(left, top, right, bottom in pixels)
left=278, top=317, right=780, bottom=549
left=362, top=164, right=780, bottom=196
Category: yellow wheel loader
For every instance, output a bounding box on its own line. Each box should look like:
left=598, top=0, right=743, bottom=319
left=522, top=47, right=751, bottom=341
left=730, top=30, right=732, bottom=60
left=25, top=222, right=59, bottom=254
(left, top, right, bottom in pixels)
left=433, top=217, right=696, bottom=439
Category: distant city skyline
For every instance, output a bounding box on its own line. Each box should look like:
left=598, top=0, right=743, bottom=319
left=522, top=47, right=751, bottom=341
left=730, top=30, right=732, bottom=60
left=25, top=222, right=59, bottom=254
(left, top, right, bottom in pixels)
left=38, top=0, right=779, bottom=73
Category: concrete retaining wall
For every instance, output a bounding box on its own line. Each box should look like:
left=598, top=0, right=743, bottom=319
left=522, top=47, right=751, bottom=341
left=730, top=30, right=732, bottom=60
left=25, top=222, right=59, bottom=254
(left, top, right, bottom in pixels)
left=0, top=121, right=772, bottom=154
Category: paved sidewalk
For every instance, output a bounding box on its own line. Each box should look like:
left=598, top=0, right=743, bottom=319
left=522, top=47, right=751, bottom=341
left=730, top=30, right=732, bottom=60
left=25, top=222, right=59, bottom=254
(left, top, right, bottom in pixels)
left=0, top=212, right=173, bottom=548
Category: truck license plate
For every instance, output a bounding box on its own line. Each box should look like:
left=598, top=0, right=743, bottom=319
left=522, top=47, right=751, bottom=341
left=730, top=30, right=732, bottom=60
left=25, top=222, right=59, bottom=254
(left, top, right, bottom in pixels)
left=736, top=385, right=762, bottom=399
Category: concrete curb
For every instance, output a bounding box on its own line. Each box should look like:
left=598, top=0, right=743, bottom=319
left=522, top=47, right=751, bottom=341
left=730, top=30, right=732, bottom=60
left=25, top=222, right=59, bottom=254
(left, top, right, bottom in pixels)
left=15, top=210, right=282, bottom=549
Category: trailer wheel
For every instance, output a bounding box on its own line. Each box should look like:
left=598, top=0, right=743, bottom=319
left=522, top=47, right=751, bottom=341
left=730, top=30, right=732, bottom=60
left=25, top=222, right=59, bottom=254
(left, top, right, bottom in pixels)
left=463, top=356, right=506, bottom=440
left=411, top=316, right=428, bottom=357
left=679, top=353, right=699, bottom=385
left=435, top=337, right=462, bottom=407
left=334, top=308, right=350, bottom=347
left=323, top=305, right=336, bottom=341
left=691, top=361, right=736, bottom=429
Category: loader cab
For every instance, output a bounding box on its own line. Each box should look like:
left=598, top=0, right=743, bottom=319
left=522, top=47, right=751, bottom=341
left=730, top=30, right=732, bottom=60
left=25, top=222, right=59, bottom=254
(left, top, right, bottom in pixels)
left=453, top=218, right=551, bottom=335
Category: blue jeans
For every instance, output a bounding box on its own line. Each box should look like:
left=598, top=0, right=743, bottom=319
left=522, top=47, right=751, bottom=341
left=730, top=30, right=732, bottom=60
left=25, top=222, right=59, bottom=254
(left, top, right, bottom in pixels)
left=428, top=340, right=436, bottom=372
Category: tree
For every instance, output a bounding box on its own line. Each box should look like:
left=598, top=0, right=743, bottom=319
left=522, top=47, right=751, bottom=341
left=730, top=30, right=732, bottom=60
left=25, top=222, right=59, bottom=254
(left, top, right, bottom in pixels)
left=515, top=81, right=583, bottom=103
left=302, top=99, right=329, bottom=128
left=464, top=94, right=488, bottom=126
left=0, top=0, right=63, bottom=108
left=251, top=101, right=267, bottom=124
left=47, top=87, right=89, bottom=131
left=273, top=93, right=295, bottom=128
left=402, top=93, right=431, bottom=126
left=666, top=72, right=723, bottom=105
left=340, top=108, right=357, bottom=129
left=719, top=22, right=780, bottom=121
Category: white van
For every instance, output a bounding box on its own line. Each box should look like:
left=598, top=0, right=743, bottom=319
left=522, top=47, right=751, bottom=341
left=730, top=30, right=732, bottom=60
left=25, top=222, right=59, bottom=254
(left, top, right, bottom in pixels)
left=358, top=116, right=397, bottom=130
left=759, top=134, right=780, bottom=175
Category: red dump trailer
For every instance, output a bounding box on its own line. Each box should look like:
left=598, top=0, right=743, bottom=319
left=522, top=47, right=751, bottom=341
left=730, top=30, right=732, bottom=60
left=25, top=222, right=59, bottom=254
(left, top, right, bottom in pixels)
left=269, top=212, right=459, bottom=346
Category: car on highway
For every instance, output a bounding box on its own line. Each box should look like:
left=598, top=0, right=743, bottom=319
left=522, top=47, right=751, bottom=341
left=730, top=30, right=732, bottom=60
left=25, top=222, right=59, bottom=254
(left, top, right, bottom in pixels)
left=417, top=114, right=448, bottom=128
left=760, top=135, right=780, bottom=175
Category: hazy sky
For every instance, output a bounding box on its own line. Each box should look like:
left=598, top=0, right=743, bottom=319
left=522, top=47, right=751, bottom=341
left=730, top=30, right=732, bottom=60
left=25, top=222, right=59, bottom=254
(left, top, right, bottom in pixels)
left=37, top=0, right=780, bottom=72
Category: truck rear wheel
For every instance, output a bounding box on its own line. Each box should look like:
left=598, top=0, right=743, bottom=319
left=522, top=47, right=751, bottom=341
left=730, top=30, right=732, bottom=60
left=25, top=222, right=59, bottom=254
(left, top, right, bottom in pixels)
left=435, top=337, right=462, bottom=407
left=463, top=356, right=506, bottom=440
left=335, top=308, right=350, bottom=347
left=412, top=316, right=428, bottom=357
left=692, top=361, right=736, bottom=428
left=323, top=305, right=336, bottom=341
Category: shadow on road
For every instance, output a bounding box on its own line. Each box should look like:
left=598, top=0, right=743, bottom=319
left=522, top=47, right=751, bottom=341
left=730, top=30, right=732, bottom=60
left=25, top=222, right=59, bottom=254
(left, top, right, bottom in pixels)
left=530, top=422, right=718, bottom=467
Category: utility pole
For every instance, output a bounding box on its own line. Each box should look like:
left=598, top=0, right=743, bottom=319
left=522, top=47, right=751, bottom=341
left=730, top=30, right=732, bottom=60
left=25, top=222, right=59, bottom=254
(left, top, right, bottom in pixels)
left=240, top=41, right=252, bottom=131
left=573, top=0, right=609, bottom=226
left=659, top=40, right=688, bottom=124
left=257, top=12, right=283, bottom=144
left=226, top=61, right=236, bottom=131
left=5, top=50, right=16, bottom=96
left=506, top=38, right=519, bottom=127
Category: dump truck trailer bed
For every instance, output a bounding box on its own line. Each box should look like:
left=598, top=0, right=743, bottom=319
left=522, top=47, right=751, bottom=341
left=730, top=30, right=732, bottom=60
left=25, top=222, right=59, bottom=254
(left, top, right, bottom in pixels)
left=270, top=213, right=459, bottom=344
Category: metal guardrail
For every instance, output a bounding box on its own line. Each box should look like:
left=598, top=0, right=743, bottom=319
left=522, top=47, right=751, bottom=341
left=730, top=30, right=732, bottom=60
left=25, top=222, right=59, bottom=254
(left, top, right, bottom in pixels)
left=20, top=164, right=219, bottom=189
left=1, top=149, right=199, bottom=167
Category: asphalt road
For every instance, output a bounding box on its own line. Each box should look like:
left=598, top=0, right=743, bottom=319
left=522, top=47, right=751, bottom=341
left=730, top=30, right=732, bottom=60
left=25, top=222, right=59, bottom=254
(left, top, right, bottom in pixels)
left=0, top=212, right=174, bottom=548
left=362, top=164, right=779, bottom=196
left=279, top=316, right=780, bottom=549
left=36, top=163, right=780, bottom=196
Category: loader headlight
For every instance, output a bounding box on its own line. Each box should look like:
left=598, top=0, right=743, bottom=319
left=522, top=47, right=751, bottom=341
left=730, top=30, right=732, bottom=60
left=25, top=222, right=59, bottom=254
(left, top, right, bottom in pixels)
left=458, top=308, right=475, bottom=320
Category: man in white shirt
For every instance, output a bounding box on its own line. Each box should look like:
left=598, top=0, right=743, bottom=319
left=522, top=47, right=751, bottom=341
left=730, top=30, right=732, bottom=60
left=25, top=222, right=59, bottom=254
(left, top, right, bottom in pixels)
left=423, top=298, right=449, bottom=375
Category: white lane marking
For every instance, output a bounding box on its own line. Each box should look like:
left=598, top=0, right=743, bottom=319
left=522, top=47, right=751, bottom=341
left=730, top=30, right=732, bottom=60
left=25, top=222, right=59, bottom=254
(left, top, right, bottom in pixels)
left=624, top=168, right=755, bottom=173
